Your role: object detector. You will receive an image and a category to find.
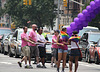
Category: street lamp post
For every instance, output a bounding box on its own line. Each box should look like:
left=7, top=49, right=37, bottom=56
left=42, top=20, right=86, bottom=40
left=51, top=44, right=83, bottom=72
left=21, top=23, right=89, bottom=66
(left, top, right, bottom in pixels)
left=57, top=0, right=60, bottom=30
left=67, top=0, right=69, bottom=25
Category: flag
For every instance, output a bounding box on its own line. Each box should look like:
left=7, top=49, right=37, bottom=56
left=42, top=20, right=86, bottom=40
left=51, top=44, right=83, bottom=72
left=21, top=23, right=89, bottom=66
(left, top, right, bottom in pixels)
left=69, top=36, right=81, bottom=42
left=60, top=31, right=70, bottom=39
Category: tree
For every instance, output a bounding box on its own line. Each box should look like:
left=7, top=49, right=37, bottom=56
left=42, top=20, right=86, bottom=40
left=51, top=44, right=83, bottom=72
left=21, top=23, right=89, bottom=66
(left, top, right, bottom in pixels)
left=3, top=0, right=56, bottom=29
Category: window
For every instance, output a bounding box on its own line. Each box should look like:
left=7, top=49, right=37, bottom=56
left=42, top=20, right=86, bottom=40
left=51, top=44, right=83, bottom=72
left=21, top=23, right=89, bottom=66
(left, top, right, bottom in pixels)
left=81, top=33, right=88, bottom=42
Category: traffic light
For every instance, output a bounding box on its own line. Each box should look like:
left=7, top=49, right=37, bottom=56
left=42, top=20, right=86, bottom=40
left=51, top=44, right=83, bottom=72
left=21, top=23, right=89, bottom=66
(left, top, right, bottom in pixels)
left=23, top=0, right=27, bottom=5
left=63, top=0, right=67, bottom=7
left=29, top=0, right=31, bottom=5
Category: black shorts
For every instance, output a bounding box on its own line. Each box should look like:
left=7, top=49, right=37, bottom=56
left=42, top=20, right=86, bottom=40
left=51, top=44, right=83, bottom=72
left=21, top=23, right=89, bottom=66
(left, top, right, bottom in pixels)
left=38, top=46, right=46, bottom=58
left=69, top=49, right=81, bottom=57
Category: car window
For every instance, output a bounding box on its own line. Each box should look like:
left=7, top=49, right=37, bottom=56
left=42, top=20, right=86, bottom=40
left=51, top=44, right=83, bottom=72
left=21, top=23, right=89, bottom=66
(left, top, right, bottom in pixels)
left=18, top=31, right=23, bottom=40
left=89, top=33, right=100, bottom=42
left=81, top=33, right=88, bottom=42
left=97, top=40, right=100, bottom=47
left=18, top=30, right=31, bottom=40
left=0, top=29, right=12, bottom=35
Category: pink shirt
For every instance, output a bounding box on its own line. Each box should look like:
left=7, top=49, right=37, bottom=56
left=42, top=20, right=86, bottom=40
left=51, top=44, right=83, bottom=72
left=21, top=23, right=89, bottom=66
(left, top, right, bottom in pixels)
left=58, top=38, right=68, bottom=50
left=21, top=32, right=28, bottom=47
left=52, top=35, right=58, bottom=48
left=28, top=30, right=37, bottom=46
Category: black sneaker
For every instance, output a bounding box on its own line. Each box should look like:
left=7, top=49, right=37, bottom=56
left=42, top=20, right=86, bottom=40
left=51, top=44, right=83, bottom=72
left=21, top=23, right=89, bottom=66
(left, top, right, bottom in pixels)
left=37, top=64, right=42, bottom=68
left=17, top=62, right=22, bottom=67
left=42, top=65, right=47, bottom=68
left=25, top=65, right=29, bottom=68
left=54, top=64, right=57, bottom=68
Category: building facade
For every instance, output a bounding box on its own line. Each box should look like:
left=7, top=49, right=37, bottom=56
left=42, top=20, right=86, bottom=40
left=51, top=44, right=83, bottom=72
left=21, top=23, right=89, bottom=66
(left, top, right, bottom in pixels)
left=0, top=0, right=10, bottom=27
left=54, top=0, right=91, bottom=29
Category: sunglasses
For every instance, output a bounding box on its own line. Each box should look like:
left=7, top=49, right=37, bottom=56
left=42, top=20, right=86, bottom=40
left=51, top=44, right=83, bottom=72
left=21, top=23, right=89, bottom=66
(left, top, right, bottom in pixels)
left=72, top=34, right=77, bottom=36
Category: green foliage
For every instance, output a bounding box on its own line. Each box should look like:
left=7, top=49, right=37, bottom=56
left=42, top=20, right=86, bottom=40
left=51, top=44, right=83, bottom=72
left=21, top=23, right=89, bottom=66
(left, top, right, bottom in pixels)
left=3, top=0, right=56, bottom=29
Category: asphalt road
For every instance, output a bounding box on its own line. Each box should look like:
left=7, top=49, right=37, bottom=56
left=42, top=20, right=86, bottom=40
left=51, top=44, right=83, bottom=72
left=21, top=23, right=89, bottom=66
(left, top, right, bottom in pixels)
left=0, top=54, right=100, bottom=72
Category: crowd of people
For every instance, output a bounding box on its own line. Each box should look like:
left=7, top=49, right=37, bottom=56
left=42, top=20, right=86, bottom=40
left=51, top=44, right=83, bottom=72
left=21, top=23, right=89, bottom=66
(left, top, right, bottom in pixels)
left=17, top=24, right=81, bottom=72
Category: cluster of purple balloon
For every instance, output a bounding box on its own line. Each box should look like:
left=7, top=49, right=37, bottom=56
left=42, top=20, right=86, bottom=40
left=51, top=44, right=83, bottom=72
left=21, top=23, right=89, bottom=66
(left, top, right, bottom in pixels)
left=67, top=0, right=100, bottom=36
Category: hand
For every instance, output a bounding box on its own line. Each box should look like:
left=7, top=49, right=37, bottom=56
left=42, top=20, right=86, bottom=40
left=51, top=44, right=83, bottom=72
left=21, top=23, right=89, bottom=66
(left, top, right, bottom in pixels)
left=61, top=44, right=64, bottom=46
left=31, top=42, right=34, bottom=44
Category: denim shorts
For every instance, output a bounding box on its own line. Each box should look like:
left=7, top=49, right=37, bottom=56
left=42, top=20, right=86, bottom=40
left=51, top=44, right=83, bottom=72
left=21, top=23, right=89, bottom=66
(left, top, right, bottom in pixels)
left=58, top=48, right=68, bottom=53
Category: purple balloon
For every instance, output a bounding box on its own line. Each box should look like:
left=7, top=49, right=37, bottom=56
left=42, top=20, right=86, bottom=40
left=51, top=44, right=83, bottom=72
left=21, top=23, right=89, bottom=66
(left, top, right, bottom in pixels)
left=78, top=13, right=86, bottom=21
left=81, top=21, right=88, bottom=27
left=70, top=22, right=77, bottom=29
left=86, top=16, right=92, bottom=22
left=90, top=12, right=96, bottom=19
left=86, top=5, right=93, bottom=13
left=74, top=17, right=81, bottom=26
left=82, top=9, right=90, bottom=16
left=90, top=1, right=97, bottom=9
left=94, top=9, right=99, bottom=14
left=68, top=33, right=72, bottom=37
left=77, top=25, right=83, bottom=30
left=73, top=28, right=79, bottom=33
left=95, top=0, right=100, bottom=6
left=67, top=26, right=73, bottom=33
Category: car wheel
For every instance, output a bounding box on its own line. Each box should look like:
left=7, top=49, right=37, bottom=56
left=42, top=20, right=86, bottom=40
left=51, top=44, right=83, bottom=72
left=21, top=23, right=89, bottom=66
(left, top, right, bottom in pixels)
left=8, top=49, right=13, bottom=57
left=4, top=47, right=8, bottom=55
left=95, top=54, right=99, bottom=64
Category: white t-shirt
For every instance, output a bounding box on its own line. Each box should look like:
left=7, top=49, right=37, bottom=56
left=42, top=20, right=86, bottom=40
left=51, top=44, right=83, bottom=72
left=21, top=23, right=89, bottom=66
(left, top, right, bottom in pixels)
left=37, top=34, right=46, bottom=47
left=71, top=41, right=79, bottom=49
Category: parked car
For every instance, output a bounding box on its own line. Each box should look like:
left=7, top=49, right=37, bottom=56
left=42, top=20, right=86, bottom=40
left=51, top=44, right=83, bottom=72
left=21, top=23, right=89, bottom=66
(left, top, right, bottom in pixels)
left=45, top=34, right=52, bottom=61
left=3, top=33, right=13, bottom=55
left=0, top=28, right=12, bottom=35
left=9, top=28, right=32, bottom=58
left=86, top=39, right=100, bottom=64
left=0, top=28, right=12, bottom=52
left=78, top=26, right=99, bottom=37
left=0, top=34, right=8, bottom=53
left=80, top=31, right=100, bottom=62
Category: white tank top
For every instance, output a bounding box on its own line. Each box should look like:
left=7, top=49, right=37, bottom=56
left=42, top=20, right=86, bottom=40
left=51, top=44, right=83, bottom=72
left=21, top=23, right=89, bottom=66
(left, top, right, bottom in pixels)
left=71, top=41, right=79, bottom=49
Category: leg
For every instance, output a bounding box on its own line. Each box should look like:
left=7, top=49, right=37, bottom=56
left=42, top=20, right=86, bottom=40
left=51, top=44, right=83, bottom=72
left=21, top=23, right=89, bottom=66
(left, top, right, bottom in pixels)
left=21, top=56, right=26, bottom=62
left=25, top=56, right=27, bottom=65
left=51, top=56, right=54, bottom=66
left=28, top=57, right=31, bottom=65
left=62, top=52, right=67, bottom=71
left=74, top=56, right=79, bottom=72
left=69, top=56, right=74, bottom=72
left=36, top=56, right=39, bottom=64
left=57, top=53, right=62, bottom=72
left=41, top=57, right=45, bottom=66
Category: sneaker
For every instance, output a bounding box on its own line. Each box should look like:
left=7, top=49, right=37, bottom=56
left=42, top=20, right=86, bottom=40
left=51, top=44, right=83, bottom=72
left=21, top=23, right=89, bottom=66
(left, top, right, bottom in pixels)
left=65, top=65, right=68, bottom=68
left=33, top=61, right=37, bottom=64
left=42, top=65, right=47, bottom=68
left=17, top=62, right=22, bottom=67
left=29, top=65, right=33, bottom=69
left=37, top=64, right=42, bottom=68
left=61, top=71, right=65, bottom=72
left=24, top=65, right=29, bottom=68
left=54, top=64, right=57, bottom=68
left=51, top=64, right=53, bottom=67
